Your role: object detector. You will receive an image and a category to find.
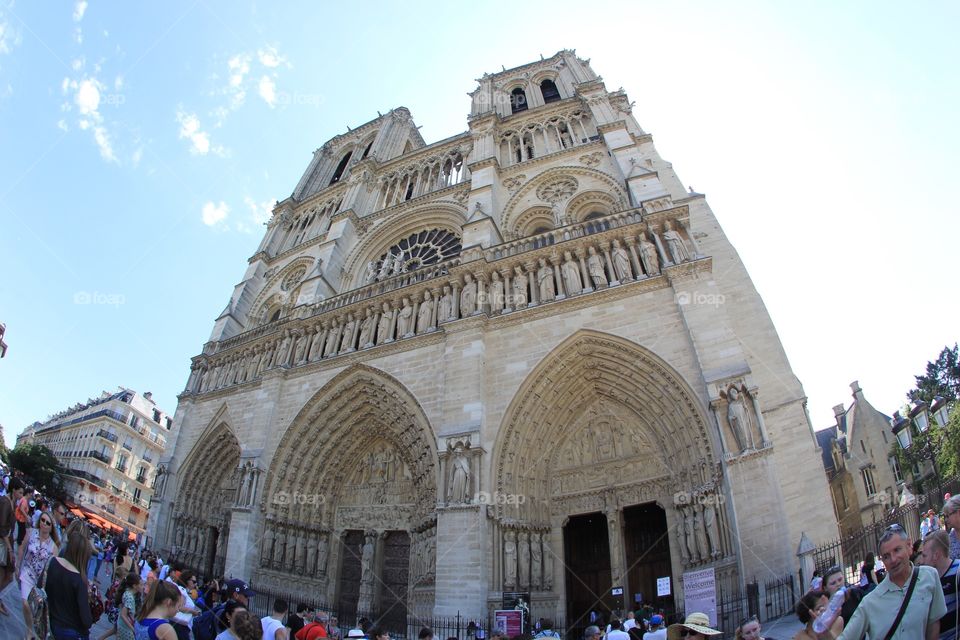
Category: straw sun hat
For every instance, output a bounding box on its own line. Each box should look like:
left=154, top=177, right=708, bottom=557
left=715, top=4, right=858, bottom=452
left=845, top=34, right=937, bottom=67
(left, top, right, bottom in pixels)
left=667, top=613, right=723, bottom=640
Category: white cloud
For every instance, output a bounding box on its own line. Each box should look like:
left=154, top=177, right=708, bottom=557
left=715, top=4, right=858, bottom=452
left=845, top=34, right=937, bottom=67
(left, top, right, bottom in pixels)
left=114, top=75, right=123, bottom=91
left=71, top=57, right=84, bottom=71
left=258, top=75, right=276, bottom=107
left=92, top=125, right=116, bottom=162
left=75, top=78, right=101, bottom=115
left=175, top=110, right=226, bottom=157
left=73, top=26, right=82, bottom=44
left=257, top=46, right=286, bottom=69
left=202, top=201, right=229, bottom=227
left=73, top=1, right=88, bottom=22
left=131, top=147, right=142, bottom=167
left=57, top=119, right=69, bottom=131
left=0, top=10, right=22, bottom=57
left=244, top=196, right=274, bottom=225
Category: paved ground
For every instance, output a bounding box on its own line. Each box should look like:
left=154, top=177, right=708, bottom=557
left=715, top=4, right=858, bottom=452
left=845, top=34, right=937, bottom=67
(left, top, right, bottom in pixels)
left=760, top=612, right=803, bottom=640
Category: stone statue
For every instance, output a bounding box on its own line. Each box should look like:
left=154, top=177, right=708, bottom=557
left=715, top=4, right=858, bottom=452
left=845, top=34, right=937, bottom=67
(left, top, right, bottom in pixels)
left=293, top=332, right=307, bottom=364
left=417, top=290, right=434, bottom=333
left=512, top=265, right=528, bottom=308
left=397, top=297, right=414, bottom=337
left=360, top=533, right=376, bottom=586
left=663, top=220, right=690, bottom=264
left=704, top=499, right=720, bottom=557
left=261, top=525, right=274, bottom=567
left=503, top=530, right=517, bottom=589
left=542, top=534, right=553, bottom=589
left=460, top=273, right=477, bottom=315
left=562, top=251, right=582, bottom=295
left=392, top=249, right=406, bottom=275
left=530, top=531, right=543, bottom=589
left=306, top=533, right=318, bottom=575
left=639, top=233, right=660, bottom=275
left=273, top=528, right=285, bottom=567
left=438, top=285, right=454, bottom=322
left=611, top=239, right=631, bottom=281
left=489, top=271, right=505, bottom=313
left=323, top=321, right=339, bottom=356
left=517, top=531, right=530, bottom=589
left=378, top=253, right=395, bottom=280
left=587, top=247, right=607, bottom=287
left=684, top=508, right=698, bottom=562
left=295, top=530, right=307, bottom=574
left=448, top=445, right=470, bottom=503
left=274, top=330, right=293, bottom=367
left=676, top=520, right=689, bottom=565
left=307, top=327, right=323, bottom=361
left=317, top=533, right=329, bottom=574
left=377, top=302, right=394, bottom=344
left=358, top=307, right=376, bottom=347
left=537, top=257, right=555, bottom=302
left=726, top=387, right=754, bottom=451
left=694, top=505, right=709, bottom=562
left=365, top=260, right=378, bottom=284
left=339, top=313, right=356, bottom=353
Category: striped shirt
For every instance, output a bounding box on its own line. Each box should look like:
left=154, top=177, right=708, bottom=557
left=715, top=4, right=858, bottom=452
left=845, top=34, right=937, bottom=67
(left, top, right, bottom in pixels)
left=941, top=559, right=960, bottom=640
left=951, top=529, right=960, bottom=560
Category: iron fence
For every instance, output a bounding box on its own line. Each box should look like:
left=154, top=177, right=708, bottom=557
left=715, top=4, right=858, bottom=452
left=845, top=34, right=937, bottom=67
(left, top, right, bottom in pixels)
left=812, top=503, right=921, bottom=579
left=762, top=574, right=796, bottom=621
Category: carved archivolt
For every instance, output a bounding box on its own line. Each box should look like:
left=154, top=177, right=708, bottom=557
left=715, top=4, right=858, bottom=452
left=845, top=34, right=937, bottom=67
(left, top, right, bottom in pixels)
left=512, top=206, right=555, bottom=238
left=262, top=364, right=439, bottom=529
left=566, top=190, right=619, bottom=222
left=492, top=329, right=717, bottom=523
left=248, top=256, right=316, bottom=327
left=500, top=166, right=628, bottom=237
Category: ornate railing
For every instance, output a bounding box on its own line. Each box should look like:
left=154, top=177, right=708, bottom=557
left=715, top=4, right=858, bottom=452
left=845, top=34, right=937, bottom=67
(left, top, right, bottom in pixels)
left=184, top=203, right=706, bottom=398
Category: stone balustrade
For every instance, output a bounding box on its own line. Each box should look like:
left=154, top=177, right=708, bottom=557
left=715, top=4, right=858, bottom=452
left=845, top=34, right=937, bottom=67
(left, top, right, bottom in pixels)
left=184, top=203, right=708, bottom=397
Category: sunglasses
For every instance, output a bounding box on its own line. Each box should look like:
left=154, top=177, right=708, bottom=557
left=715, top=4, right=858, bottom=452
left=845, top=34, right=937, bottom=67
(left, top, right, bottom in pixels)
left=39, top=519, right=52, bottom=526
left=679, top=631, right=702, bottom=638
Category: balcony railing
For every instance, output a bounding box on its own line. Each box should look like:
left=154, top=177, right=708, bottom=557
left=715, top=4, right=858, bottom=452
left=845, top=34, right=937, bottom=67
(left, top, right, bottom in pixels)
left=35, top=408, right=129, bottom=435
left=186, top=202, right=707, bottom=398
left=96, top=429, right=117, bottom=443
left=90, top=451, right=112, bottom=464
left=122, top=442, right=133, bottom=451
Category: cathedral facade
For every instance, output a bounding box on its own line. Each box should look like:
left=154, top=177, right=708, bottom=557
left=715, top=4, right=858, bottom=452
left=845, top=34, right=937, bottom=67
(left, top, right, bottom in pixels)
left=149, top=51, right=836, bottom=628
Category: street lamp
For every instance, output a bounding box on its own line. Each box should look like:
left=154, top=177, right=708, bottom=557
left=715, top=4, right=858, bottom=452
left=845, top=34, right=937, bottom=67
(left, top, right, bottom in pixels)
left=891, top=411, right=913, bottom=449
left=931, top=396, right=950, bottom=428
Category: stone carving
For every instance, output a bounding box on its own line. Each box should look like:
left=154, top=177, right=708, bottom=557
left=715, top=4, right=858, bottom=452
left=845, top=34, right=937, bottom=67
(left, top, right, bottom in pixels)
left=579, top=151, right=602, bottom=167
left=397, top=297, right=414, bottom=337
left=448, top=444, right=471, bottom=504
left=323, top=321, right=339, bottom=357
left=489, top=271, right=505, bottom=314
left=460, top=274, right=477, bottom=316
left=639, top=233, right=660, bottom=275
left=676, top=520, right=689, bottom=565
left=392, top=250, right=407, bottom=275
left=726, top=387, right=755, bottom=452
left=365, top=260, right=378, bottom=283
left=417, top=290, right=434, bottom=334
left=530, top=531, right=543, bottom=589
left=684, top=509, right=698, bottom=563
left=339, top=313, right=356, bottom=353
left=358, top=307, right=376, bottom=348
left=438, top=285, right=455, bottom=322
left=535, top=177, right=578, bottom=204
left=503, top=175, right=525, bottom=193
left=542, top=534, right=553, bottom=589
left=561, top=251, right=582, bottom=295
left=377, top=302, right=394, bottom=344
left=537, top=258, right=555, bottom=302
left=235, top=460, right=261, bottom=508
left=280, top=266, right=306, bottom=291
left=512, top=265, right=528, bottom=308
left=292, top=332, right=307, bottom=364
left=663, top=220, right=690, bottom=264
left=360, top=532, right=376, bottom=586
left=693, top=506, right=709, bottom=562
left=611, top=239, right=631, bottom=282
left=704, top=500, right=720, bottom=558
left=503, top=530, right=517, bottom=589
left=587, top=247, right=607, bottom=287
left=317, top=533, right=329, bottom=575
left=517, top=530, right=530, bottom=589
left=378, top=252, right=396, bottom=280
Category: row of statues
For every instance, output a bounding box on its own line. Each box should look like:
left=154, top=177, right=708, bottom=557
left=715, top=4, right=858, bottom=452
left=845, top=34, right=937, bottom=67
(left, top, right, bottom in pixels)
left=172, top=517, right=225, bottom=573
left=365, top=250, right=409, bottom=283
left=502, top=528, right=553, bottom=591
left=260, top=522, right=330, bottom=577
left=410, top=527, right=437, bottom=585
left=187, top=223, right=699, bottom=396
left=676, top=498, right=723, bottom=566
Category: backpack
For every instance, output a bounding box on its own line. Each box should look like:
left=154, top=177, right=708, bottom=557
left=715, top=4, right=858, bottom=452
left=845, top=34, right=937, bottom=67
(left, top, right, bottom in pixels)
left=88, top=580, right=105, bottom=624
left=193, top=604, right=226, bottom=640
left=105, top=579, right=121, bottom=624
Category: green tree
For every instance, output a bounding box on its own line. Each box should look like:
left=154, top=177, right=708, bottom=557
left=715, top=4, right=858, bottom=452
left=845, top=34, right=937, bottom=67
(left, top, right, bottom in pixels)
left=909, top=343, right=960, bottom=403
left=7, top=444, right=65, bottom=497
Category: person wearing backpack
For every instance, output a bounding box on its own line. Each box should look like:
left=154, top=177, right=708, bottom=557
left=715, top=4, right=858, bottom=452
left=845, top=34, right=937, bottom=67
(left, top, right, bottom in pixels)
left=193, top=578, right=254, bottom=640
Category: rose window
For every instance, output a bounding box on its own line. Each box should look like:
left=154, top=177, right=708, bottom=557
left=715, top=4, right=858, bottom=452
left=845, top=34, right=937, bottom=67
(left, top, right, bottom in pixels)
left=377, top=228, right=462, bottom=272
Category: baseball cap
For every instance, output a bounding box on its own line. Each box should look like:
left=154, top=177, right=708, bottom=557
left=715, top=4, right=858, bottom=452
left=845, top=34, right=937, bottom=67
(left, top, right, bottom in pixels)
left=650, top=615, right=664, bottom=626
left=225, top=578, right=255, bottom=597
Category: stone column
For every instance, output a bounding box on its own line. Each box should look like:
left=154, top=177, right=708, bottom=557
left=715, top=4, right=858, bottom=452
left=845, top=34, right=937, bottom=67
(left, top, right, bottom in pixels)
left=624, top=237, right=644, bottom=280
left=525, top=261, right=539, bottom=305
left=605, top=507, right=626, bottom=592
left=551, top=256, right=566, bottom=299
left=575, top=248, right=592, bottom=292
left=433, top=504, right=487, bottom=619
left=223, top=509, right=259, bottom=581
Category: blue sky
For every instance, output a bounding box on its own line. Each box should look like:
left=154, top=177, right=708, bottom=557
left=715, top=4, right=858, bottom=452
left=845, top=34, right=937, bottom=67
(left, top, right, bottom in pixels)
left=1, top=1, right=958, bottom=447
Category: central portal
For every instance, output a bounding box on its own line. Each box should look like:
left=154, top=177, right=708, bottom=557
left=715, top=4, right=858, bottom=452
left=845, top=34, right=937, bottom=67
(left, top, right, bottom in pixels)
left=564, top=512, right=612, bottom=629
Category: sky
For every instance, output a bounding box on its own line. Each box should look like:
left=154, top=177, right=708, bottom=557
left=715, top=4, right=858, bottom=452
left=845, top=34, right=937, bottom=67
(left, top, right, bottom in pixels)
left=1, top=1, right=958, bottom=448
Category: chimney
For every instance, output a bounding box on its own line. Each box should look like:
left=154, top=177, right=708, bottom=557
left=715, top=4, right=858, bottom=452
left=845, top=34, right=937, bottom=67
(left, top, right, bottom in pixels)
left=832, top=403, right=847, bottom=433
left=850, top=380, right=863, bottom=398
left=143, top=391, right=153, bottom=402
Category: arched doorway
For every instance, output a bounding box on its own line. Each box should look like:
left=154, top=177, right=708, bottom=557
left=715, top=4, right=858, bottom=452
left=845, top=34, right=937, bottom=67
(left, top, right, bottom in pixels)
left=258, top=365, right=439, bottom=624
left=172, top=422, right=241, bottom=578
left=492, top=331, right=735, bottom=630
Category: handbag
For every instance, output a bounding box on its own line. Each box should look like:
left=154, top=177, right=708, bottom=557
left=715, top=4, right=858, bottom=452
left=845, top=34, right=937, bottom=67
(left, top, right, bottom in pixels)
left=882, top=567, right=920, bottom=640
left=29, top=557, right=53, bottom=640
